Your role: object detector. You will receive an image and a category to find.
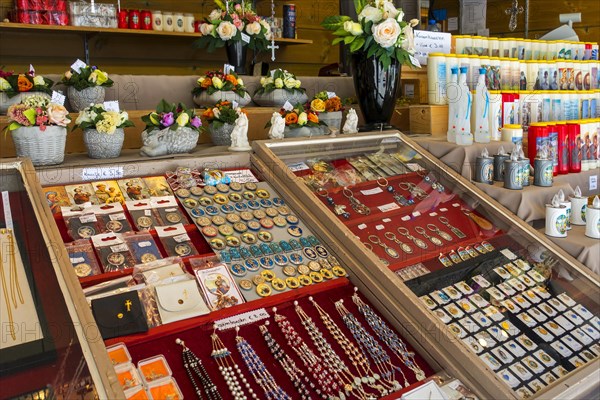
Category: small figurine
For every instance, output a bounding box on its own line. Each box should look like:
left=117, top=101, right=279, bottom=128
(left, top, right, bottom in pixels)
left=342, top=108, right=358, bottom=134
left=229, top=111, right=252, bottom=151
left=268, top=111, right=285, bottom=139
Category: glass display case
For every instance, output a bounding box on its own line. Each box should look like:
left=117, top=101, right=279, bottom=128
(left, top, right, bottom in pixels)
left=252, top=132, right=600, bottom=399
left=0, top=159, right=120, bottom=399
left=26, top=152, right=486, bottom=400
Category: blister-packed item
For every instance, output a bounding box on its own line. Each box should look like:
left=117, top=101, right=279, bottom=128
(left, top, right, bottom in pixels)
left=115, top=363, right=143, bottom=391
left=138, top=355, right=172, bottom=384
left=63, top=204, right=101, bottom=240
left=91, top=180, right=126, bottom=204
left=152, top=196, right=188, bottom=226
left=123, top=232, right=163, bottom=265
left=106, top=342, right=132, bottom=367
left=118, top=178, right=151, bottom=201
left=202, top=168, right=232, bottom=185
left=126, top=199, right=160, bottom=231
left=143, top=176, right=173, bottom=197
left=132, top=256, right=187, bottom=284
left=166, top=166, right=202, bottom=191
left=146, top=377, right=183, bottom=400
left=65, top=239, right=103, bottom=277
left=64, top=183, right=99, bottom=205
left=155, top=224, right=198, bottom=258
left=139, top=285, right=162, bottom=329
left=191, top=259, right=244, bottom=310
left=91, top=233, right=136, bottom=272
left=94, top=203, right=134, bottom=234
left=83, top=276, right=136, bottom=298
left=123, top=386, right=150, bottom=400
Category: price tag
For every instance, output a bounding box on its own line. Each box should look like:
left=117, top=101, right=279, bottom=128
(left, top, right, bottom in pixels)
left=110, top=244, right=129, bottom=253
left=81, top=166, right=124, bottom=181
left=165, top=208, right=178, bottom=212
left=452, top=203, right=461, bottom=207
left=375, top=224, right=385, bottom=231
left=29, top=64, right=35, bottom=75
left=224, top=169, right=259, bottom=183
left=109, top=212, right=126, bottom=221
left=137, top=241, right=152, bottom=248
left=79, top=214, right=97, bottom=223
left=282, top=101, right=294, bottom=111
left=144, top=210, right=152, bottom=216
left=361, top=187, right=383, bottom=196
left=590, top=175, right=598, bottom=191
left=2, top=191, right=14, bottom=231
left=71, top=59, right=87, bottom=73
left=358, top=223, right=367, bottom=230
left=232, top=100, right=239, bottom=109
left=103, top=100, right=120, bottom=112
left=409, top=54, right=421, bottom=68
left=412, top=211, right=421, bottom=217
left=70, top=257, right=85, bottom=264
left=429, top=212, right=438, bottom=216
left=378, top=203, right=400, bottom=212
left=401, top=215, right=411, bottom=221
left=240, top=32, right=251, bottom=44
left=382, top=218, right=391, bottom=223
left=327, top=91, right=336, bottom=99
left=287, top=162, right=310, bottom=172
left=224, top=63, right=235, bottom=74
left=440, top=208, right=448, bottom=212
left=500, top=249, right=517, bottom=260
left=173, top=233, right=191, bottom=243
left=51, top=90, right=66, bottom=106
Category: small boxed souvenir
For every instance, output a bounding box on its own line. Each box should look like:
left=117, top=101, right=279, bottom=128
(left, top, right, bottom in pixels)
left=152, top=196, right=188, bottom=226
left=123, top=232, right=163, bottom=265
left=91, top=233, right=136, bottom=272
left=155, top=224, right=198, bottom=258
left=124, top=386, right=150, bottom=400
left=115, top=362, right=143, bottom=391
left=146, top=377, right=183, bottom=400
left=138, top=355, right=172, bottom=384
left=65, top=239, right=103, bottom=277
left=106, top=342, right=132, bottom=366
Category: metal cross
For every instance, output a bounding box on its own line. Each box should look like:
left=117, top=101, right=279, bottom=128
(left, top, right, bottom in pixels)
left=267, top=0, right=279, bottom=61
left=505, top=0, right=524, bottom=32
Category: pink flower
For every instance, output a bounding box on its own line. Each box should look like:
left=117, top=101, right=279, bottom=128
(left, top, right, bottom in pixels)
left=232, top=14, right=243, bottom=30
left=234, top=4, right=241, bottom=11
left=47, top=104, right=70, bottom=126
left=7, top=104, right=32, bottom=126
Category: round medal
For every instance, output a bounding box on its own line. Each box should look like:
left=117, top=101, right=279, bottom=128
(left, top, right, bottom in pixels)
left=247, top=221, right=261, bottom=231
left=220, top=204, right=235, bottom=214
left=308, top=261, right=321, bottom=272
left=265, top=207, right=279, bottom=217
left=303, top=248, right=318, bottom=260
left=218, top=225, right=234, bottom=236
left=216, top=183, right=229, bottom=193
left=258, top=231, right=273, bottom=242
left=285, top=277, right=299, bottom=289
left=274, top=254, right=289, bottom=266
left=106, top=220, right=123, bottom=233
left=259, top=257, right=274, bottom=269
left=259, top=199, right=273, bottom=208
left=239, top=279, right=252, bottom=290
left=286, top=215, right=299, bottom=225
left=213, top=194, right=228, bottom=205
left=196, top=216, right=212, bottom=227
left=247, top=200, right=260, bottom=209
left=211, top=215, right=226, bottom=226
left=229, top=192, right=243, bottom=202
left=175, top=188, right=190, bottom=198
left=297, top=265, right=310, bottom=275
left=256, top=283, right=271, bottom=297
left=289, top=253, right=303, bottom=265
left=165, top=212, right=182, bottom=223
left=271, top=278, right=286, bottom=291
left=203, top=185, right=217, bottom=195
left=209, top=238, right=226, bottom=250
left=273, top=216, right=287, bottom=227
left=252, top=275, right=265, bottom=285
left=314, top=245, right=329, bottom=258
left=226, top=236, right=240, bottom=247
left=261, top=270, right=276, bottom=281
left=245, top=259, right=260, bottom=271
left=230, top=264, right=247, bottom=277
left=309, top=271, right=324, bottom=283
left=204, top=206, right=219, bottom=216
left=202, top=226, right=218, bottom=237
left=141, top=253, right=157, bottom=263
left=243, top=191, right=256, bottom=201
left=320, top=268, right=334, bottom=279
left=183, top=198, right=198, bottom=208
left=190, top=208, right=205, bottom=218
left=226, top=213, right=241, bottom=224
left=277, top=206, right=290, bottom=215
left=229, top=182, right=242, bottom=191
left=198, top=197, right=213, bottom=206
left=287, top=226, right=303, bottom=237
left=283, top=265, right=296, bottom=276
left=240, top=211, right=254, bottom=221
left=231, top=222, right=246, bottom=233
left=241, top=232, right=257, bottom=244
left=253, top=210, right=267, bottom=219
left=272, top=197, right=284, bottom=206
left=234, top=202, right=248, bottom=212
left=74, top=263, right=92, bottom=277
left=244, top=182, right=258, bottom=191
left=256, top=189, right=270, bottom=198
left=298, top=275, right=312, bottom=286
left=107, top=252, right=125, bottom=266
left=77, top=226, right=96, bottom=238
left=136, top=216, right=153, bottom=229
left=190, top=186, right=204, bottom=196
left=332, top=266, right=347, bottom=277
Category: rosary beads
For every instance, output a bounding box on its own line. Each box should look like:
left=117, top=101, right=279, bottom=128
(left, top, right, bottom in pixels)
left=176, top=338, right=222, bottom=400
left=210, top=329, right=254, bottom=399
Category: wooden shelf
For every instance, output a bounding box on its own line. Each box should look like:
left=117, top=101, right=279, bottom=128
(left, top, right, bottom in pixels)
left=0, top=22, right=313, bottom=44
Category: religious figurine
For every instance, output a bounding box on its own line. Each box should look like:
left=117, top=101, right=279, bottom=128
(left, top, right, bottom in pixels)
left=229, top=111, right=252, bottom=151
left=342, top=108, right=358, bottom=134
left=268, top=111, right=285, bottom=139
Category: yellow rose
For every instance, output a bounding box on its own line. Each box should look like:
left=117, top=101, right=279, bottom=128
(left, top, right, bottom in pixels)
left=95, top=70, right=109, bottom=85
left=297, top=112, right=308, bottom=125
left=33, top=75, right=46, bottom=86
left=197, top=77, right=205, bottom=85
left=274, top=78, right=284, bottom=88
left=176, top=112, right=190, bottom=127
left=149, top=112, right=159, bottom=124
left=310, top=99, right=326, bottom=112
left=212, top=76, right=224, bottom=89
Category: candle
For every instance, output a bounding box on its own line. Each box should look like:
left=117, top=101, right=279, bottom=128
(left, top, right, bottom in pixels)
left=556, top=189, right=572, bottom=230
left=475, top=148, right=494, bottom=184
left=533, top=147, right=553, bottom=187
left=545, top=194, right=568, bottom=238
left=504, top=149, right=523, bottom=190
left=570, top=185, right=587, bottom=225
left=518, top=146, right=530, bottom=187
left=493, top=146, right=509, bottom=181
left=585, top=195, right=600, bottom=239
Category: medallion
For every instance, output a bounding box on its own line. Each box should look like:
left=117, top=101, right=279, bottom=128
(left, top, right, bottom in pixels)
left=230, top=264, right=247, bottom=277
left=229, top=182, right=242, bottom=191
left=256, top=283, right=272, bottom=297
left=239, top=279, right=252, bottom=290
left=190, top=186, right=203, bottom=196
left=203, top=185, right=218, bottom=195
left=183, top=198, right=198, bottom=208
left=245, top=259, right=260, bottom=272
left=285, top=277, right=299, bottom=289
left=174, top=243, right=192, bottom=256
left=287, top=226, right=303, bottom=237
left=136, top=216, right=153, bottom=229
left=271, top=278, right=286, bottom=291
left=190, top=208, right=205, bottom=218
left=77, top=226, right=96, bottom=238
left=198, top=196, right=213, bottom=206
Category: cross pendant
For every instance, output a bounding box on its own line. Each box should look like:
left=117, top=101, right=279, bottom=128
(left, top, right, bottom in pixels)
left=267, top=38, right=279, bottom=61
left=504, top=0, right=524, bottom=31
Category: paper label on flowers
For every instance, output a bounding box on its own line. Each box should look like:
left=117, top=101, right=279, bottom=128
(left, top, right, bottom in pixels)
left=327, top=91, right=336, bottom=99
left=51, top=91, right=66, bottom=106
left=240, top=33, right=251, bottom=44
left=224, top=64, right=235, bottom=74
left=70, top=59, right=87, bottom=73
left=282, top=101, right=294, bottom=111
left=409, top=55, right=421, bottom=68
left=103, top=101, right=120, bottom=112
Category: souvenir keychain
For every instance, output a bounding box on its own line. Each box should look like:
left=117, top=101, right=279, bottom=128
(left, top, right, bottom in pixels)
left=316, top=188, right=350, bottom=218
left=438, top=216, right=467, bottom=239
left=398, top=182, right=427, bottom=201
left=368, top=235, right=400, bottom=259
left=414, top=226, right=444, bottom=246
left=342, top=187, right=371, bottom=215
left=462, top=208, right=494, bottom=231
left=426, top=224, right=453, bottom=242
left=383, top=231, right=413, bottom=254
left=396, top=227, right=428, bottom=249
left=377, top=178, right=412, bottom=206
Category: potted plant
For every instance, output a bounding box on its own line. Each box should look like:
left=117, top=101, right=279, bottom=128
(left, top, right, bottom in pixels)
left=253, top=69, right=308, bottom=107
left=195, top=0, right=271, bottom=75
left=73, top=104, right=135, bottom=159
left=268, top=102, right=328, bottom=138
left=202, top=100, right=245, bottom=146
left=61, top=64, right=114, bottom=111
left=192, top=70, right=251, bottom=107
left=322, top=0, right=419, bottom=130
left=0, top=67, right=53, bottom=114
left=5, top=94, right=70, bottom=166
left=140, top=99, right=203, bottom=157
left=309, top=91, right=344, bottom=133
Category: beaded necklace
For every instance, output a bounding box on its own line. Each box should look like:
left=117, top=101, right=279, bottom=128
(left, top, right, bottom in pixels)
left=335, top=300, right=404, bottom=391
left=352, top=290, right=426, bottom=382
left=210, top=330, right=255, bottom=399
left=309, top=297, right=389, bottom=398
left=273, top=307, right=342, bottom=399
left=259, top=321, right=319, bottom=399
left=235, top=327, right=291, bottom=400
left=175, top=338, right=222, bottom=400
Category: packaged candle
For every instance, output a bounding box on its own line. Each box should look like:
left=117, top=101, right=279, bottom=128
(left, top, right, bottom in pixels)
left=427, top=53, right=448, bottom=105
left=556, top=189, right=572, bottom=230
left=585, top=196, right=600, bottom=239
left=545, top=195, right=568, bottom=238
left=570, top=185, right=587, bottom=225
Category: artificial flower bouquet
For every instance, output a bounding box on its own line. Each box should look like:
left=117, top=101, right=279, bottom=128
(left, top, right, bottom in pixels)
left=196, top=0, right=272, bottom=51
left=0, top=68, right=53, bottom=98
left=272, top=103, right=324, bottom=129
left=309, top=91, right=343, bottom=113
left=192, top=70, right=248, bottom=97
left=202, top=100, right=245, bottom=129
left=5, top=95, right=70, bottom=131
left=321, top=0, right=419, bottom=69
left=73, top=104, right=134, bottom=134
left=61, top=65, right=114, bottom=90
left=255, top=69, right=305, bottom=95
left=142, top=99, right=203, bottom=133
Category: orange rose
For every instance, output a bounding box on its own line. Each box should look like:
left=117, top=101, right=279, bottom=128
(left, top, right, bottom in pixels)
left=307, top=112, right=319, bottom=123
left=202, top=108, right=214, bottom=119
left=225, top=75, right=238, bottom=86
left=325, top=97, right=342, bottom=112
left=17, top=74, right=33, bottom=92
left=201, top=78, right=212, bottom=89
left=285, top=112, right=298, bottom=125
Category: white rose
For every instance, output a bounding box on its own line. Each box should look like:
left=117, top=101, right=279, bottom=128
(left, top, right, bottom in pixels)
left=358, top=5, right=383, bottom=23
left=396, top=9, right=405, bottom=22
left=33, top=75, right=45, bottom=86
left=293, top=79, right=302, bottom=89
left=119, top=111, right=129, bottom=124
left=382, top=1, right=399, bottom=19
left=297, top=112, right=308, bottom=125
left=274, top=78, right=284, bottom=88
left=372, top=18, right=401, bottom=48
left=283, top=77, right=296, bottom=89
left=245, top=21, right=261, bottom=35
left=343, top=21, right=363, bottom=36
left=0, top=77, right=11, bottom=91
left=216, top=21, right=236, bottom=40
left=200, top=23, right=215, bottom=36
left=401, top=25, right=415, bottom=53
left=409, top=18, right=419, bottom=27
left=75, top=111, right=92, bottom=125
left=197, top=77, right=205, bottom=85
left=208, top=9, right=222, bottom=21
left=212, top=107, right=221, bottom=119
left=237, top=78, right=244, bottom=86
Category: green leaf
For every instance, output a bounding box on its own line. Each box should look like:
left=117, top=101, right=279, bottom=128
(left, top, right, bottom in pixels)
left=332, top=28, right=349, bottom=36
left=321, top=16, right=351, bottom=30
left=350, top=36, right=365, bottom=52
left=23, top=108, right=36, bottom=125
left=367, top=43, right=378, bottom=58
left=364, top=34, right=373, bottom=49
left=354, top=0, right=366, bottom=15
left=332, top=37, right=345, bottom=46
left=344, top=35, right=356, bottom=44
left=8, top=122, right=21, bottom=131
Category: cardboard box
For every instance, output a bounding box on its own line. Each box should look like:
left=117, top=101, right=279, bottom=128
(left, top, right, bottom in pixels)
left=409, top=104, right=448, bottom=136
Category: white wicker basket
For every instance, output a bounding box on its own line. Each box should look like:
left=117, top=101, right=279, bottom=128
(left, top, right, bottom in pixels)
left=11, top=125, right=67, bottom=166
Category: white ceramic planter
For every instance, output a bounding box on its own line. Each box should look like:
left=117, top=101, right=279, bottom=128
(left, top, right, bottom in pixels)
left=68, top=86, right=106, bottom=111
left=83, top=128, right=125, bottom=159
left=193, top=91, right=251, bottom=107
left=140, top=126, right=199, bottom=157
left=11, top=125, right=67, bottom=166
left=253, top=89, right=308, bottom=107
left=283, top=125, right=329, bottom=138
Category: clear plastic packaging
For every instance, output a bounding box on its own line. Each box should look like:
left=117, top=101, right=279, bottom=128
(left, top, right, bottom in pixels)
left=69, top=1, right=117, bottom=28
left=65, top=239, right=103, bottom=277
left=138, top=355, right=172, bottom=385
left=106, top=342, right=132, bottom=367
left=155, top=224, right=198, bottom=258
left=91, top=233, right=136, bottom=272
left=123, top=232, right=163, bottom=265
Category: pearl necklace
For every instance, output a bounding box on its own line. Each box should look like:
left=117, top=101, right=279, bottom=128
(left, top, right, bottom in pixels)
left=352, top=289, right=426, bottom=382
left=210, top=330, right=254, bottom=399
left=176, top=339, right=222, bottom=400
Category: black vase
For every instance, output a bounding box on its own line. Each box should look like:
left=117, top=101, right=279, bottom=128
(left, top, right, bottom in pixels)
left=351, top=52, right=401, bottom=131
left=225, top=41, right=248, bottom=75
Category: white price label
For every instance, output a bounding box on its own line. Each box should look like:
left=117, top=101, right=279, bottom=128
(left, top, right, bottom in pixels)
left=173, top=233, right=191, bottom=243
left=358, top=223, right=367, bottom=230
left=137, top=241, right=152, bottom=248
left=361, top=187, right=383, bottom=196
left=382, top=218, right=391, bottom=223
left=109, top=212, right=126, bottom=221
left=500, top=249, right=517, bottom=260
left=29, top=64, right=35, bottom=75
left=224, top=169, right=259, bottom=183
left=70, top=257, right=85, bottom=264
left=412, top=211, right=421, bottom=217
left=81, top=166, right=124, bottom=181
left=287, top=162, right=310, bottom=172
left=409, top=55, right=421, bottom=68
left=429, top=212, right=438, bottom=216
left=224, top=63, right=235, bottom=74
left=144, top=210, right=152, bottom=216
left=79, top=214, right=97, bottom=223
left=103, top=100, right=120, bottom=112
left=375, top=224, right=385, bottom=231
left=51, top=90, right=66, bottom=106
left=110, top=244, right=129, bottom=253
left=590, top=175, right=598, bottom=191
left=240, top=32, right=251, bottom=44
left=327, top=91, right=336, bottom=99
left=401, top=215, right=411, bottom=221
left=232, top=100, right=239, bottom=109
left=452, top=203, right=461, bottom=208
left=215, top=308, right=269, bottom=331
left=440, top=208, right=448, bottom=212
left=2, top=191, right=14, bottom=231
left=282, top=101, right=294, bottom=111
left=71, top=59, right=87, bottom=73
left=378, top=203, right=400, bottom=212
